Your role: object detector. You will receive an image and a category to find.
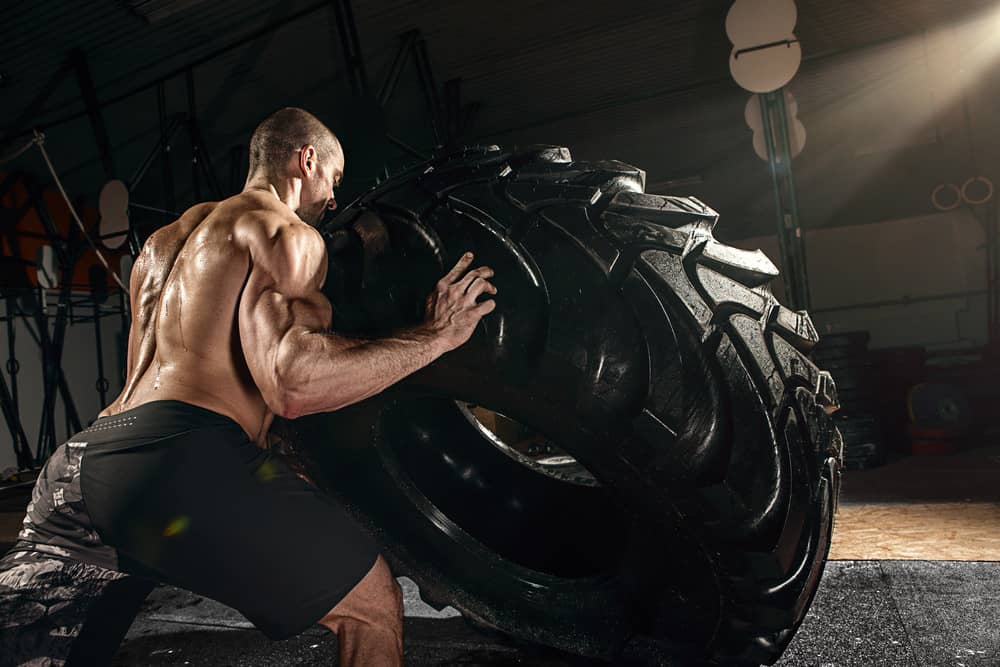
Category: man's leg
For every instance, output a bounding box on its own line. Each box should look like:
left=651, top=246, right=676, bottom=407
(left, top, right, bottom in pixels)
left=317, top=554, right=403, bottom=667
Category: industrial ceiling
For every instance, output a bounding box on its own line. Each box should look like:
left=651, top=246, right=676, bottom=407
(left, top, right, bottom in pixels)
left=3, top=0, right=1000, bottom=239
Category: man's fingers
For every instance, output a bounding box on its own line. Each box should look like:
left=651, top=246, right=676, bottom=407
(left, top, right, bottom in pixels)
left=473, top=299, right=497, bottom=316
left=466, top=278, right=496, bottom=300
left=441, top=252, right=475, bottom=285
left=456, top=266, right=494, bottom=292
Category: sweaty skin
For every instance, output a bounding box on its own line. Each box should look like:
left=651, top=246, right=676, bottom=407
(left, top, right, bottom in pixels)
left=98, top=191, right=497, bottom=446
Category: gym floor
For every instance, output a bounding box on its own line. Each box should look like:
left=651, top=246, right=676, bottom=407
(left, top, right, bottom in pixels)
left=2, top=444, right=999, bottom=665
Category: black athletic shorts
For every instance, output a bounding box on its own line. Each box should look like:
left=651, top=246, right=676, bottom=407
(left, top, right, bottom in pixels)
left=4, top=399, right=379, bottom=640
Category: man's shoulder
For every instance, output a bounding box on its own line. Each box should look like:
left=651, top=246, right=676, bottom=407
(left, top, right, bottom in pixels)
left=172, top=200, right=221, bottom=235
left=184, top=200, right=220, bottom=219
left=231, top=198, right=325, bottom=288
left=137, top=201, right=216, bottom=260
left=240, top=216, right=324, bottom=263
left=230, top=193, right=319, bottom=243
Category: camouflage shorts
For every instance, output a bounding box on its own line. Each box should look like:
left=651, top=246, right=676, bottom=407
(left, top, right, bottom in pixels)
left=0, top=549, right=151, bottom=666
left=0, top=416, right=152, bottom=666
left=15, top=437, right=118, bottom=570
left=0, top=399, right=378, bottom=654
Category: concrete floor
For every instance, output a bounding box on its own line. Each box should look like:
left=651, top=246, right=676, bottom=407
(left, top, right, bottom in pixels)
left=111, top=560, right=1000, bottom=666
left=4, top=447, right=1000, bottom=665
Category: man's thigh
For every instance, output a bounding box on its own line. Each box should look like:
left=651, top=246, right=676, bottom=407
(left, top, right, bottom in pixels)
left=84, top=430, right=379, bottom=641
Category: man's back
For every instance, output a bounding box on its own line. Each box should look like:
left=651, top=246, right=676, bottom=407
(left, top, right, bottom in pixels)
left=99, top=190, right=320, bottom=444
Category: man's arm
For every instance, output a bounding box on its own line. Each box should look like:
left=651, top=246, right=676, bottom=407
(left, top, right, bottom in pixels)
left=239, top=221, right=496, bottom=419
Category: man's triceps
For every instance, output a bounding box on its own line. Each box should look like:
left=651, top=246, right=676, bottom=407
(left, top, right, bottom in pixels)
left=240, top=280, right=338, bottom=416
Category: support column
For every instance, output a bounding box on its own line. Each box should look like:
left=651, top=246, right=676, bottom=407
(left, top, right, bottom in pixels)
left=186, top=68, right=201, bottom=202
left=759, top=90, right=811, bottom=311
left=331, top=0, right=369, bottom=97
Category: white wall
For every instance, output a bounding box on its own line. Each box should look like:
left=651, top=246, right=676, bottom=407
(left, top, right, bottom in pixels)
left=732, top=208, right=988, bottom=350
left=0, top=297, right=126, bottom=473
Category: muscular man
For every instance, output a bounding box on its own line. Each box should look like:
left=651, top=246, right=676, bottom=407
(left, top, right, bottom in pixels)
left=1, top=107, right=496, bottom=665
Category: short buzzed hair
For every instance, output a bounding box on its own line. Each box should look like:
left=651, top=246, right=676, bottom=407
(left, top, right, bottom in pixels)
left=248, top=107, right=341, bottom=176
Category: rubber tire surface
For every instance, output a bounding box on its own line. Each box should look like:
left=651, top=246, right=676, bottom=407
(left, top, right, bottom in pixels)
left=287, top=145, right=844, bottom=666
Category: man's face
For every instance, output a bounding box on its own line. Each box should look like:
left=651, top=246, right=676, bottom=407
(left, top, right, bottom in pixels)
left=297, top=147, right=344, bottom=226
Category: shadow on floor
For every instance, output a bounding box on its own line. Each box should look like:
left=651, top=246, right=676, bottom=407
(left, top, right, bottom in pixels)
left=114, top=560, right=1000, bottom=666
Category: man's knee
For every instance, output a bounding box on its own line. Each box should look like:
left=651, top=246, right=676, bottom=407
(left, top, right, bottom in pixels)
left=367, top=555, right=403, bottom=614
left=320, top=554, right=402, bottom=628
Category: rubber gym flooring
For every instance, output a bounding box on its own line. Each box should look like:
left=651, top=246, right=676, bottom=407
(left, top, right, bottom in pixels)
left=2, top=444, right=999, bottom=665
left=111, top=559, right=1000, bottom=666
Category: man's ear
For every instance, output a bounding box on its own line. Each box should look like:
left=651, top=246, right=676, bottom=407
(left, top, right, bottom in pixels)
left=299, top=144, right=317, bottom=175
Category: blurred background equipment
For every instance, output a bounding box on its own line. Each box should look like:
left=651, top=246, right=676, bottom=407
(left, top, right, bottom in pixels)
left=810, top=331, right=884, bottom=468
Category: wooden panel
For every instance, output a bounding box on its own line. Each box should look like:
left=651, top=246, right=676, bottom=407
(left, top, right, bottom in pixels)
left=830, top=502, right=1000, bottom=561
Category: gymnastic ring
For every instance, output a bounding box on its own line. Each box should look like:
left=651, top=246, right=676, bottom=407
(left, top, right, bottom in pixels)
left=931, top=183, right=962, bottom=211
left=961, top=176, right=994, bottom=206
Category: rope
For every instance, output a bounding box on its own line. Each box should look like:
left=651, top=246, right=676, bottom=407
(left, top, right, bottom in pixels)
left=31, top=131, right=130, bottom=296
left=0, top=137, right=37, bottom=165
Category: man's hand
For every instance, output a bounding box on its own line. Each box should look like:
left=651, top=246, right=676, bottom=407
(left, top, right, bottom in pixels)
left=423, top=252, right=497, bottom=352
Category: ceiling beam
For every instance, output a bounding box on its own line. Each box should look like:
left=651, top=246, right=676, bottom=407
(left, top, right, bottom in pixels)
left=5, top=0, right=331, bottom=142
left=72, top=49, right=116, bottom=179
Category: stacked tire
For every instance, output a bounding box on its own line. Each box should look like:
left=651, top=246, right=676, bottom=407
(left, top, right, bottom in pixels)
left=870, top=346, right=927, bottom=455
left=286, top=145, right=843, bottom=665
left=907, top=382, right=972, bottom=455
left=810, top=332, right=884, bottom=469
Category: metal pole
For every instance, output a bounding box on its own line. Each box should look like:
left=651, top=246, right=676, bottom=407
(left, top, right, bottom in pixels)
left=378, top=31, right=417, bottom=107
left=989, top=201, right=1000, bottom=349
left=758, top=92, right=796, bottom=306
left=34, top=289, right=54, bottom=461
left=413, top=37, right=442, bottom=144
left=758, top=90, right=810, bottom=310
left=92, top=300, right=108, bottom=407
left=158, top=82, right=176, bottom=213
left=186, top=68, right=201, bottom=202
left=773, top=90, right=811, bottom=311
left=385, top=133, right=429, bottom=161
left=1, top=296, right=32, bottom=469
left=331, top=0, right=370, bottom=97
left=0, top=59, right=72, bottom=147
left=189, top=119, right=223, bottom=199
left=130, top=115, right=182, bottom=193
left=5, top=295, right=20, bottom=418
left=0, top=368, right=32, bottom=469
left=30, top=186, right=84, bottom=458
left=994, top=202, right=1000, bottom=348
left=72, top=49, right=116, bottom=179
left=6, top=1, right=334, bottom=142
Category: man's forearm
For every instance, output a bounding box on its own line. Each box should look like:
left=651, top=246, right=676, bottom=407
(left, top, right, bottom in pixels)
left=277, top=326, right=447, bottom=419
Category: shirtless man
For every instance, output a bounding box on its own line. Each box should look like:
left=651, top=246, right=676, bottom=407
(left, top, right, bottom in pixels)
left=1, top=107, right=496, bottom=665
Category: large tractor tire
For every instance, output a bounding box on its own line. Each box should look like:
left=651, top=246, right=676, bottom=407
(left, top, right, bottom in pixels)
left=284, top=145, right=843, bottom=666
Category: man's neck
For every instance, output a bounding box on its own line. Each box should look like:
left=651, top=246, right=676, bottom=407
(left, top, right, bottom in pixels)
left=243, top=172, right=301, bottom=212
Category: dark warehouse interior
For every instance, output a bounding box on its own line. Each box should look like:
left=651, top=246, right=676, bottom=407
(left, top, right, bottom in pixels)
left=2, top=1, right=1000, bottom=665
